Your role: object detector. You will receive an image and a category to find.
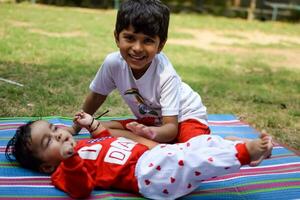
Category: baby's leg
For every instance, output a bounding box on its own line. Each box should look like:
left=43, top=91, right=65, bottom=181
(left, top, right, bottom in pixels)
left=246, top=135, right=273, bottom=166
left=225, top=132, right=272, bottom=166
left=126, top=122, right=156, bottom=139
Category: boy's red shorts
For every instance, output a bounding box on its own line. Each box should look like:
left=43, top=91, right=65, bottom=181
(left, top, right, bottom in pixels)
left=176, top=119, right=211, bottom=143
left=114, top=118, right=210, bottom=143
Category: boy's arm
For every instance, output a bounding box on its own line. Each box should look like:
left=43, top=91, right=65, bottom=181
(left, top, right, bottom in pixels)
left=154, top=115, right=178, bottom=142
left=82, top=91, right=107, bottom=115
left=71, top=92, right=107, bottom=134
left=90, top=123, right=158, bottom=149
left=105, top=128, right=159, bottom=149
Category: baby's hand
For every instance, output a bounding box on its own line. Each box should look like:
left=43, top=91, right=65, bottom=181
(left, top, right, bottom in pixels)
left=60, top=142, right=74, bottom=159
left=73, top=111, right=93, bottom=128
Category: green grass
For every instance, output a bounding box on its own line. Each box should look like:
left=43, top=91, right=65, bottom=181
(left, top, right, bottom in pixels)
left=0, top=3, right=299, bottom=150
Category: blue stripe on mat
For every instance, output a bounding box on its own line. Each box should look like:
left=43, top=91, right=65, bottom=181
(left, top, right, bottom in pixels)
left=0, top=115, right=299, bottom=200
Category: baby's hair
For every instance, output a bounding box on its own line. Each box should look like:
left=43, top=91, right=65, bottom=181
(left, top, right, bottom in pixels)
left=5, top=121, right=43, bottom=172
left=115, top=0, right=170, bottom=43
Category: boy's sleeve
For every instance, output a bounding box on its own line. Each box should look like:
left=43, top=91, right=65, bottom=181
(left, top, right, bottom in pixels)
left=160, top=75, right=181, bottom=116
left=89, top=54, right=116, bottom=95
left=51, top=153, right=95, bottom=199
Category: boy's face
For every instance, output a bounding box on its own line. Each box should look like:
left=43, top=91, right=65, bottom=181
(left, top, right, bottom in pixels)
left=29, top=120, right=76, bottom=172
left=115, top=25, right=165, bottom=77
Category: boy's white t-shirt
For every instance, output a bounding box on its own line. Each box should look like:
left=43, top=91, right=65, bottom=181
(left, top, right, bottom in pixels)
left=90, top=52, right=208, bottom=125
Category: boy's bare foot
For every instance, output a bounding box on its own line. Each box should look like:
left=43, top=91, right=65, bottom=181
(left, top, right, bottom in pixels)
left=225, top=131, right=270, bottom=143
left=225, top=136, right=251, bottom=143
left=245, top=134, right=273, bottom=167
left=126, top=122, right=156, bottom=139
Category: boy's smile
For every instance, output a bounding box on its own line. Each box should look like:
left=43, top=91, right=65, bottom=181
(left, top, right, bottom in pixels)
left=115, top=25, right=164, bottom=79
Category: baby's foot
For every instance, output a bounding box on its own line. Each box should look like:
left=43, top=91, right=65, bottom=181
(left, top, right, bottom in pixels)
left=126, top=122, right=156, bottom=139
left=246, top=134, right=273, bottom=167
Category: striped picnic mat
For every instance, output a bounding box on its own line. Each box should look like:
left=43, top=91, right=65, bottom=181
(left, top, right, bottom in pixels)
left=1, top=115, right=300, bottom=199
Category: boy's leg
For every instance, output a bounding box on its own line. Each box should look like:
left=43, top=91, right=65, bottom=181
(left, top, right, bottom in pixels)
left=225, top=130, right=271, bottom=143
left=176, top=119, right=210, bottom=143
left=103, top=119, right=136, bottom=130
left=111, top=117, right=156, bottom=130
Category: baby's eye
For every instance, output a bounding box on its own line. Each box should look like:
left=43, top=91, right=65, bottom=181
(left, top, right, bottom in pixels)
left=43, top=136, right=52, bottom=148
left=51, top=125, right=58, bottom=132
left=47, top=137, right=52, bottom=146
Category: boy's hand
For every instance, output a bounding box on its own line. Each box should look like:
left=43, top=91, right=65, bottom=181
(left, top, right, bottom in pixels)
left=60, top=142, right=74, bottom=159
left=126, top=122, right=157, bottom=139
left=73, top=111, right=93, bottom=128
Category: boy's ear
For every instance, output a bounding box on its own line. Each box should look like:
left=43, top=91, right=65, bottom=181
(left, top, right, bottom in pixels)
left=158, top=40, right=166, bottom=53
left=114, top=30, right=120, bottom=47
left=39, top=163, right=56, bottom=173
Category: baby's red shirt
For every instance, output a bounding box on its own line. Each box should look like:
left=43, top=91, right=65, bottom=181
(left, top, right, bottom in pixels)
left=51, top=130, right=149, bottom=199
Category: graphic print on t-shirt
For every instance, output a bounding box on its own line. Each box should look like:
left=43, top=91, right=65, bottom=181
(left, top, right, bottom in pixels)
left=78, top=144, right=102, bottom=160
left=124, top=88, right=158, bottom=116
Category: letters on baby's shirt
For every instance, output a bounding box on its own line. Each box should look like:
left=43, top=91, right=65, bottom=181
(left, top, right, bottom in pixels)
left=78, top=137, right=137, bottom=165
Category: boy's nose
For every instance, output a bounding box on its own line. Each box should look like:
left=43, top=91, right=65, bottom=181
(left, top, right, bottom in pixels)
left=132, top=41, right=143, bottom=52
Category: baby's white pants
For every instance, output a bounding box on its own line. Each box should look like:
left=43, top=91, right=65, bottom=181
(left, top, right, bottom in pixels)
left=135, top=135, right=243, bottom=200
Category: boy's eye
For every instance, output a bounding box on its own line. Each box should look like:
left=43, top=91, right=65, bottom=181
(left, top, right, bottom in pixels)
left=144, top=38, right=155, bottom=44
left=124, top=35, right=134, bottom=41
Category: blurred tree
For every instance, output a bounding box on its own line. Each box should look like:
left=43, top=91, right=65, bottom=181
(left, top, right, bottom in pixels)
left=247, top=0, right=256, bottom=20
left=233, top=0, right=241, bottom=7
left=15, top=0, right=299, bottom=21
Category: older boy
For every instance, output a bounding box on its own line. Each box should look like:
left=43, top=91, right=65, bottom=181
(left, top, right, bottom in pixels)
left=71, top=0, right=209, bottom=143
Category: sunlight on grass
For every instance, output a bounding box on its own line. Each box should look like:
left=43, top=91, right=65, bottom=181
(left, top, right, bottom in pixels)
left=0, top=2, right=299, bottom=150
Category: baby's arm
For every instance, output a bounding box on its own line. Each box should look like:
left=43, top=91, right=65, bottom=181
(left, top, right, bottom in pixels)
left=70, top=92, right=107, bottom=135
left=74, top=111, right=158, bottom=149
left=73, top=111, right=106, bottom=135
left=126, top=115, right=178, bottom=143
left=54, top=150, right=95, bottom=199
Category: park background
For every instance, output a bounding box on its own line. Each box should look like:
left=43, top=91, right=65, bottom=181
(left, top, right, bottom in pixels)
left=0, top=0, right=299, bottom=151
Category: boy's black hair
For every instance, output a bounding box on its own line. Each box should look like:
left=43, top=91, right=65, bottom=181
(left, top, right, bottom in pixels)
left=5, top=121, right=43, bottom=172
left=115, top=0, right=170, bottom=43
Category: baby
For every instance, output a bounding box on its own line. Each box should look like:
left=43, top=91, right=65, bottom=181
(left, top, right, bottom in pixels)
left=6, top=111, right=272, bottom=199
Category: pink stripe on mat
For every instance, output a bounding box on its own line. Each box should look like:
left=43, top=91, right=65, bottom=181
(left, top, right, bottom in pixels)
left=208, top=120, right=248, bottom=126
left=193, top=181, right=300, bottom=194
left=204, top=164, right=300, bottom=181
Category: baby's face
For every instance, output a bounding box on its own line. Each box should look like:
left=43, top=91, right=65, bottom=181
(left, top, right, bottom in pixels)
left=29, top=120, right=76, bottom=168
